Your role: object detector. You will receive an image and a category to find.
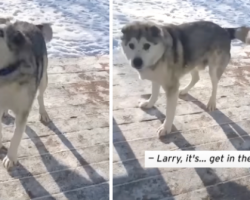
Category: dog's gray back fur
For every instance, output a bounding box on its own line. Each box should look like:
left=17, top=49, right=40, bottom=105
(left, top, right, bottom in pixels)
left=163, top=21, right=231, bottom=68
left=0, top=21, right=48, bottom=87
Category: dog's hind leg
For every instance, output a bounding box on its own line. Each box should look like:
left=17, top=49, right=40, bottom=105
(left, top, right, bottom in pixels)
left=179, top=69, right=200, bottom=95
left=3, top=111, right=29, bottom=169
left=207, top=54, right=230, bottom=111
left=38, top=73, right=50, bottom=124
left=207, top=69, right=218, bottom=111
left=140, top=81, right=160, bottom=109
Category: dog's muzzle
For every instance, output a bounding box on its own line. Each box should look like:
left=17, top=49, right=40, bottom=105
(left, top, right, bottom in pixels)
left=132, top=57, right=143, bottom=69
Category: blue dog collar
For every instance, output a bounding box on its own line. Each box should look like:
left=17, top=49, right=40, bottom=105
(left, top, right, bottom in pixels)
left=0, top=61, right=21, bottom=76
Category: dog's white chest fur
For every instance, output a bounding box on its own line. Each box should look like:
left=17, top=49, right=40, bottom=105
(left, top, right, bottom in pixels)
left=0, top=83, right=32, bottom=112
left=138, top=63, right=168, bottom=85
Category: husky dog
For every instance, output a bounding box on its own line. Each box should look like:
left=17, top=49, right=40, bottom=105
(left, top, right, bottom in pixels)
left=0, top=20, right=53, bottom=169
left=121, top=21, right=250, bottom=137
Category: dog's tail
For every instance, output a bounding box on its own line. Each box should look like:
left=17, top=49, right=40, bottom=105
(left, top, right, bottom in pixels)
left=224, top=27, right=250, bottom=44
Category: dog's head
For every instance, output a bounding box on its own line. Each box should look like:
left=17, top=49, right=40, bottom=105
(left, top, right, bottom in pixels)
left=0, top=23, right=24, bottom=66
left=0, top=21, right=52, bottom=44
left=0, top=21, right=52, bottom=46
left=0, top=21, right=53, bottom=66
left=121, top=21, right=166, bottom=71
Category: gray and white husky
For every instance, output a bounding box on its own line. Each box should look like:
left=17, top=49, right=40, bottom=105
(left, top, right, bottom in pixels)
left=121, top=20, right=250, bottom=137
left=0, top=19, right=52, bottom=169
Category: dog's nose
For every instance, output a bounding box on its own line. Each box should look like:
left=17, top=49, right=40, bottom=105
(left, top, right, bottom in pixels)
left=132, top=57, right=143, bottom=69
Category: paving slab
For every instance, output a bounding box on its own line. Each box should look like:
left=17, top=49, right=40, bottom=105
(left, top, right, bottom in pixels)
left=113, top=47, right=250, bottom=200
left=0, top=56, right=109, bottom=200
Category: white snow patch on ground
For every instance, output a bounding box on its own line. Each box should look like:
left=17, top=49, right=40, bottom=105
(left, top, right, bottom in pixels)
left=113, top=0, right=250, bottom=58
left=0, top=0, right=109, bottom=57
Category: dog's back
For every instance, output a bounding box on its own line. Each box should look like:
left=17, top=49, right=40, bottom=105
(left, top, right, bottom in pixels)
left=164, top=21, right=232, bottom=68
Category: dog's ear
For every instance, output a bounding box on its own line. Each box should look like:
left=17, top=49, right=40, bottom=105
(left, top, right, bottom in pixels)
left=121, top=26, right=128, bottom=35
left=121, top=26, right=130, bottom=41
left=162, top=28, right=173, bottom=47
left=0, top=23, right=8, bottom=38
left=0, top=28, right=4, bottom=37
left=150, top=25, right=161, bottom=37
left=0, top=16, right=13, bottom=24
left=36, top=23, right=53, bottom=43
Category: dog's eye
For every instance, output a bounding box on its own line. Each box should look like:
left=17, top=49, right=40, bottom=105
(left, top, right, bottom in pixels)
left=129, top=43, right=134, bottom=50
left=0, top=29, right=4, bottom=37
left=12, top=31, right=24, bottom=45
left=143, top=43, right=150, bottom=50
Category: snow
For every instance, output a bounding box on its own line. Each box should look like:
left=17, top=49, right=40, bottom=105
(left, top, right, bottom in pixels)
left=0, top=0, right=109, bottom=57
left=113, top=0, right=250, bottom=58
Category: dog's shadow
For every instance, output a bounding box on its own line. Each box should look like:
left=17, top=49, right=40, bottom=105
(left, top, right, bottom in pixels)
left=0, top=113, right=108, bottom=200
left=0, top=113, right=53, bottom=179
left=150, top=93, right=250, bottom=199
left=140, top=94, right=166, bottom=123
left=0, top=113, right=57, bottom=199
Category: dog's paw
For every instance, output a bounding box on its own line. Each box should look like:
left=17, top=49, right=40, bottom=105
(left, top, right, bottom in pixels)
left=3, top=155, right=17, bottom=170
left=139, top=101, right=154, bottom=109
left=207, top=99, right=216, bottom=112
left=40, top=112, right=51, bottom=124
left=179, top=89, right=188, bottom=96
left=157, top=125, right=168, bottom=138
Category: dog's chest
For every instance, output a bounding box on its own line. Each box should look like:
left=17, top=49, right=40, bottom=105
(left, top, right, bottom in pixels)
left=0, top=83, right=31, bottom=110
left=138, top=64, right=168, bottom=85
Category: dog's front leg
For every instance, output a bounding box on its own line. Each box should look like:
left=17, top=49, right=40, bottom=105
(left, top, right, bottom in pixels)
left=3, top=112, right=28, bottom=169
left=139, top=81, right=160, bottom=109
left=0, top=109, right=4, bottom=148
left=157, top=84, right=179, bottom=137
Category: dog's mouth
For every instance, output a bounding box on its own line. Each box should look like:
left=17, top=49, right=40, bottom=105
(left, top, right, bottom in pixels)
left=132, top=64, right=143, bottom=70
left=132, top=64, right=144, bottom=71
